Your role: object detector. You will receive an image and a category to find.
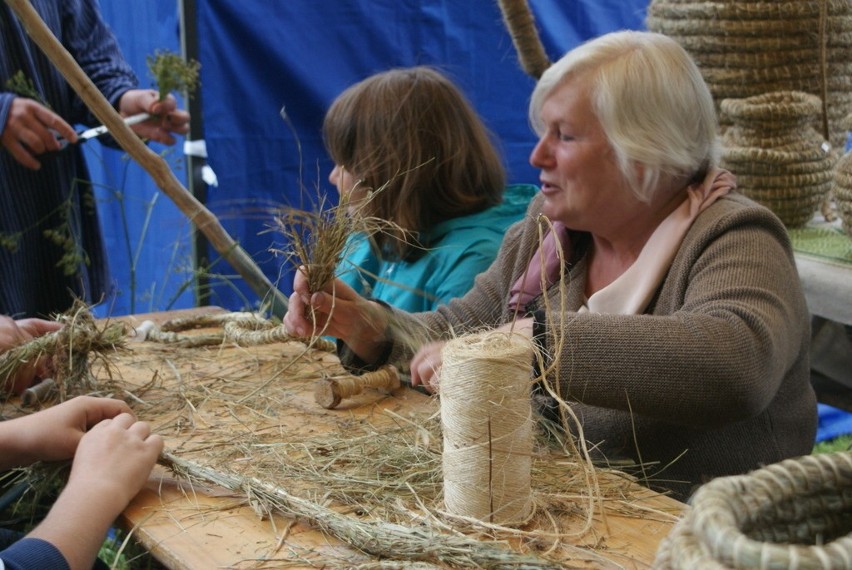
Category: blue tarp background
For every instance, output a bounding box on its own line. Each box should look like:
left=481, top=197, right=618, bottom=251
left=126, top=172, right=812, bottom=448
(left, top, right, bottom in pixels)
left=88, top=0, right=648, bottom=316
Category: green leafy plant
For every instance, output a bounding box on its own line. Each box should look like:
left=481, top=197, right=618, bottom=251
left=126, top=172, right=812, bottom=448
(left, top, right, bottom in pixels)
left=146, top=49, right=200, bottom=101
left=4, top=70, right=50, bottom=108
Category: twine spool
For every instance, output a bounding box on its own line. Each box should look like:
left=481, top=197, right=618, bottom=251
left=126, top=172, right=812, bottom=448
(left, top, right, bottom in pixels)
left=439, top=331, right=534, bottom=526
left=646, top=0, right=852, bottom=152
left=654, top=452, right=852, bottom=569
left=833, top=113, right=852, bottom=236
left=720, top=91, right=837, bottom=227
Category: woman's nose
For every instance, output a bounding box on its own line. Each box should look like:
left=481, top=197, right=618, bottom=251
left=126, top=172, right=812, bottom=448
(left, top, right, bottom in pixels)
left=529, top=137, right=551, bottom=169
left=329, top=165, right=340, bottom=185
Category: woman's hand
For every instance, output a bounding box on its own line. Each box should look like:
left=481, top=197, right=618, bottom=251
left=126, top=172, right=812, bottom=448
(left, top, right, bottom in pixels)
left=118, top=89, right=190, bottom=145
left=0, top=98, right=77, bottom=170
left=410, top=341, right=447, bottom=393
left=284, top=268, right=388, bottom=362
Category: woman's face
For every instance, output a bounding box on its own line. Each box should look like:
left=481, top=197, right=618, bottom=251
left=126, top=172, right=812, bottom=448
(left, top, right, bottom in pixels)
left=529, top=79, right=639, bottom=234
left=329, top=164, right=367, bottom=215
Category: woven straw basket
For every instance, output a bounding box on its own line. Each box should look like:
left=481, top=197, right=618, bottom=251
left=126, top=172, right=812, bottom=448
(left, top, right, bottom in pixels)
left=720, top=91, right=836, bottom=227
left=833, top=113, right=852, bottom=236
left=654, top=452, right=852, bottom=569
left=646, top=0, right=852, bottom=152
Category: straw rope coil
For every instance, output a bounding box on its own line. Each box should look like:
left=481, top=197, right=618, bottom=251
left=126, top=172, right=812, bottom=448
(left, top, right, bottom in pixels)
left=496, top=0, right=552, bottom=79
left=646, top=0, right=852, bottom=152
left=654, top=452, right=852, bottom=569
left=135, top=313, right=335, bottom=351
left=833, top=113, right=852, bottom=236
left=439, top=330, right=534, bottom=526
left=720, top=91, right=837, bottom=227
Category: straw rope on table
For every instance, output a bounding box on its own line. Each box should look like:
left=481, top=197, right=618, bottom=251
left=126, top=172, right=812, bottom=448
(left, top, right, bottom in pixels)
left=0, top=308, right=682, bottom=568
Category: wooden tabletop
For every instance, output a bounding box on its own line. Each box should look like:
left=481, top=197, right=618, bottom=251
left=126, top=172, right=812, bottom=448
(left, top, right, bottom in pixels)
left=102, top=308, right=683, bottom=569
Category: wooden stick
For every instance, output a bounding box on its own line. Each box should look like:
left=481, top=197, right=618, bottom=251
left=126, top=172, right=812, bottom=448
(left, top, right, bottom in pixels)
left=4, top=0, right=288, bottom=316
left=21, top=378, right=56, bottom=407
left=315, top=365, right=401, bottom=409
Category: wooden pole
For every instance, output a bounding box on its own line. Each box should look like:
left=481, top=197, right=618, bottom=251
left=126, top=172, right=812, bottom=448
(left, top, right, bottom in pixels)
left=4, top=0, right=288, bottom=316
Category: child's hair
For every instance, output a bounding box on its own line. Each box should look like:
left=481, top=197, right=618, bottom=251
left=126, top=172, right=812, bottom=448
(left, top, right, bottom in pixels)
left=323, top=66, right=506, bottom=260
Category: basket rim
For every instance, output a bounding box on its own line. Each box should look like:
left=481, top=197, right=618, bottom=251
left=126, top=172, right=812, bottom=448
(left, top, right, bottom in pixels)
left=720, top=91, right=823, bottom=122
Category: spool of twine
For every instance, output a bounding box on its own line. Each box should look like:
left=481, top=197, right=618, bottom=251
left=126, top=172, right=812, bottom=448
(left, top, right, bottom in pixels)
left=833, top=113, right=852, bottom=237
left=720, top=91, right=837, bottom=227
left=439, top=330, right=534, bottom=526
left=646, top=0, right=852, bottom=151
left=654, top=452, right=852, bottom=569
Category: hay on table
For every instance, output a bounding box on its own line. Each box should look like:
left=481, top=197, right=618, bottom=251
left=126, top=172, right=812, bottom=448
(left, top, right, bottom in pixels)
left=3, top=311, right=682, bottom=568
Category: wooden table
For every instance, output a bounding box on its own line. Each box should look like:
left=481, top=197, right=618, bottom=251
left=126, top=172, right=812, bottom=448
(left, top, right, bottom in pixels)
left=794, top=252, right=852, bottom=327
left=101, top=309, right=683, bottom=569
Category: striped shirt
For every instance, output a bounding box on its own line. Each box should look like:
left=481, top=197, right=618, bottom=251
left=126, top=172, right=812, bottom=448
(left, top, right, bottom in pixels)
left=0, top=0, right=137, bottom=318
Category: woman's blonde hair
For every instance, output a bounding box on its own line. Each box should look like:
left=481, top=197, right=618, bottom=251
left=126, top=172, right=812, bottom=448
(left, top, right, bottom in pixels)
left=529, top=30, right=719, bottom=202
left=323, top=66, right=505, bottom=259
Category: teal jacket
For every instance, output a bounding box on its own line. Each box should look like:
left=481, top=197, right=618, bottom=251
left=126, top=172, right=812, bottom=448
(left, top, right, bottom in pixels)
left=338, top=184, right=537, bottom=312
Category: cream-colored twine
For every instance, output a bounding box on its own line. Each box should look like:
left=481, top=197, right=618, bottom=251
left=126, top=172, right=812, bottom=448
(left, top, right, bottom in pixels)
left=530, top=214, right=604, bottom=536
left=439, top=330, right=534, bottom=526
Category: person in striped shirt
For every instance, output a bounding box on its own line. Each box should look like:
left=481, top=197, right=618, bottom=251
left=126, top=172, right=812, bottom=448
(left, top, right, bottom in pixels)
left=0, top=0, right=189, bottom=319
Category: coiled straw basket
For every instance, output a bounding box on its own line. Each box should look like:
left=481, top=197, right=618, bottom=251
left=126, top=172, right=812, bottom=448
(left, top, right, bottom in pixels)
left=654, top=452, right=852, bottom=569
left=646, top=0, right=852, bottom=152
left=720, top=91, right=836, bottom=227
left=833, top=113, right=852, bottom=236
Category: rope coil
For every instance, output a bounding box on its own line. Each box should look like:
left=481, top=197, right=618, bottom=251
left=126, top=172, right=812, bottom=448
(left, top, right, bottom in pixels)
left=654, top=452, right=852, bottom=569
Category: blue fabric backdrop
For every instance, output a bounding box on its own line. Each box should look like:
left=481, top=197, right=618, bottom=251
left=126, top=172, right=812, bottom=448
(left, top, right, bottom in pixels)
left=90, top=0, right=648, bottom=315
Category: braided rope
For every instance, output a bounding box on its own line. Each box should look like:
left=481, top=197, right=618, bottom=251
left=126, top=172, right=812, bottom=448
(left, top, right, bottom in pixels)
left=495, top=0, right=551, bottom=79
left=137, top=312, right=335, bottom=352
